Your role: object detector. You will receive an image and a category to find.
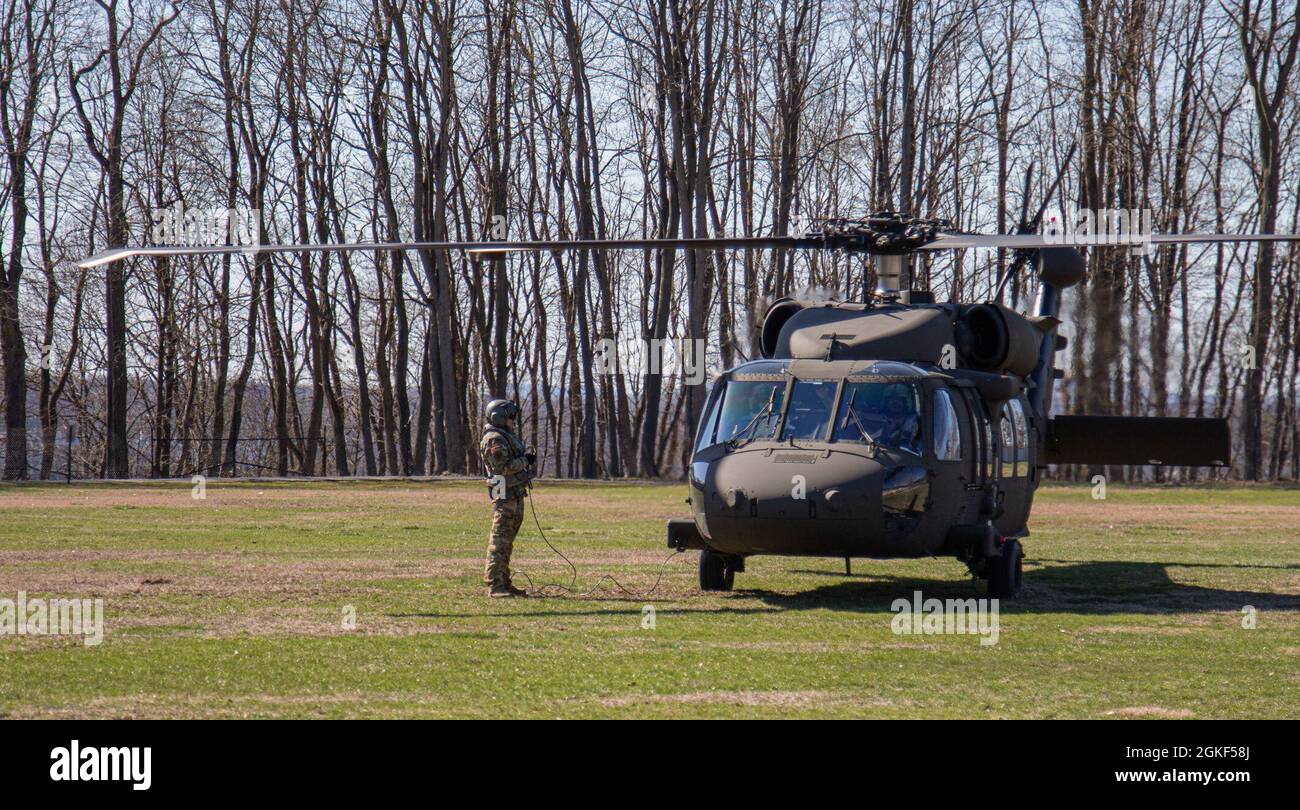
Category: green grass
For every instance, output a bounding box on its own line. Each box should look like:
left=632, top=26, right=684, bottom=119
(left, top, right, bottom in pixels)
left=1, top=479, right=1297, bottom=718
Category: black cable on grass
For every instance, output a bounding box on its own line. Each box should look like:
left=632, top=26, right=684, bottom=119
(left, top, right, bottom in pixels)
left=516, top=493, right=685, bottom=599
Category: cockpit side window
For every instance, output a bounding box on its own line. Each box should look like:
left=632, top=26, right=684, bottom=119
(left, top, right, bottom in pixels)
left=780, top=379, right=836, bottom=441
left=932, top=388, right=963, bottom=461
left=832, top=380, right=922, bottom=454
left=713, top=379, right=786, bottom=444
left=694, top=383, right=725, bottom=453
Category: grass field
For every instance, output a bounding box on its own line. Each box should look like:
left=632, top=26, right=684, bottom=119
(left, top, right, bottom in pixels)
left=1, top=478, right=1297, bottom=718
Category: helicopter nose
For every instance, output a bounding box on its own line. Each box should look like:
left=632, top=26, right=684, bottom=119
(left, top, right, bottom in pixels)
left=708, top=453, right=886, bottom=517
left=701, top=451, right=888, bottom=555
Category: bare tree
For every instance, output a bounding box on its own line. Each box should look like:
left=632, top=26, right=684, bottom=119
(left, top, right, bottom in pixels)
left=1232, top=0, right=1300, bottom=480
left=69, top=0, right=178, bottom=478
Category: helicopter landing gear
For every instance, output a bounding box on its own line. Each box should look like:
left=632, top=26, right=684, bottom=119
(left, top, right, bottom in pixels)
left=985, top=538, right=1023, bottom=599
left=699, top=549, right=740, bottom=591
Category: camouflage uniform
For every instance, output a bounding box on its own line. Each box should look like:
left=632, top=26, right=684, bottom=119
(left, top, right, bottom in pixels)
left=481, top=424, right=534, bottom=592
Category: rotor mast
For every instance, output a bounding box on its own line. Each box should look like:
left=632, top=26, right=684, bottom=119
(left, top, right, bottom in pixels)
left=873, top=254, right=906, bottom=301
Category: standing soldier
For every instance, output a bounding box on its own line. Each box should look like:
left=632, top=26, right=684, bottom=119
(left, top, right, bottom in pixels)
left=481, top=399, right=537, bottom=597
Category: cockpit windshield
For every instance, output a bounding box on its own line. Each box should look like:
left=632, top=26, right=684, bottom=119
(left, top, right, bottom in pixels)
left=832, top=380, right=922, bottom=454
left=781, top=380, right=836, bottom=440
left=713, top=379, right=786, bottom=444
left=697, top=363, right=927, bottom=454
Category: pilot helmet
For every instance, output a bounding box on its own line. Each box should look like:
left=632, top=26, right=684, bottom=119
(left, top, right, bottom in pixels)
left=485, top=399, right=521, bottom=428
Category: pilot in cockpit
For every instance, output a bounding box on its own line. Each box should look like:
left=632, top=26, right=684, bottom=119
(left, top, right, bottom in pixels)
left=880, top=388, right=921, bottom=454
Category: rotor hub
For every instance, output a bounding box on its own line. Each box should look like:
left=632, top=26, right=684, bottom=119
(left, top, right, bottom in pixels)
left=805, top=212, right=954, bottom=254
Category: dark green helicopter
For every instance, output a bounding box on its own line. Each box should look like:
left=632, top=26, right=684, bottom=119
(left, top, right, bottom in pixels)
left=665, top=214, right=1249, bottom=598
left=82, top=208, right=1300, bottom=598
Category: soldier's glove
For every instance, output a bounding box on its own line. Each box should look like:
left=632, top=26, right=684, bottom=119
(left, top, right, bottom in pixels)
left=526, top=451, right=537, bottom=467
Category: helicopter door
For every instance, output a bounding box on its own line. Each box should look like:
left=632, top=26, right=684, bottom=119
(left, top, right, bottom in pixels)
left=931, top=386, right=980, bottom=528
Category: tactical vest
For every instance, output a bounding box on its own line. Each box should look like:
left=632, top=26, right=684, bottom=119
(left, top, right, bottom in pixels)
left=482, top=426, right=532, bottom=497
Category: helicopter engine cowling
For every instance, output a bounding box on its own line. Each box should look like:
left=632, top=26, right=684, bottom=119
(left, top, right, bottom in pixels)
left=771, top=304, right=953, bottom=363
left=759, top=298, right=804, bottom=358
left=954, top=303, right=1042, bottom=377
left=760, top=296, right=1050, bottom=377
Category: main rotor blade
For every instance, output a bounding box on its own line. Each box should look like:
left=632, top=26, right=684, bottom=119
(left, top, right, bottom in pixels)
left=77, top=231, right=1300, bottom=268
left=925, top=232, right=1300, bottom=249
left=76, top=236, right=801, bottom=268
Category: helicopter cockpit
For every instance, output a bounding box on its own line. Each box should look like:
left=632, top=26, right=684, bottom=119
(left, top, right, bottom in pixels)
left=687, top=358, right=955, bottom=559
left=696, top=359, right=929, bottom=456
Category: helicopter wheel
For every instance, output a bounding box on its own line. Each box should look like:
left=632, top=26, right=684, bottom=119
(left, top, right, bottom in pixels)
left=986, top=538, right=1023, bottom=599
left=699, top=549, right=736, bottom=592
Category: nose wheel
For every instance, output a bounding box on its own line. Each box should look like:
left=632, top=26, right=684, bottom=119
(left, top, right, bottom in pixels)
left=986, top=538, right=1023, bottom=598
left=699, top=549, right=738, bottom=591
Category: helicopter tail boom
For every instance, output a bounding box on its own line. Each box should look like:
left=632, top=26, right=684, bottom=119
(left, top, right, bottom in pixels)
left=1044, top=415, right=1231, bottom=468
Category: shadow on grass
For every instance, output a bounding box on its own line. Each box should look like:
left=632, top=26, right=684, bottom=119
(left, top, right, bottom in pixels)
left=400, top=560, right=1300, bottom=620
left=1031, top=557, right=1300, bottom=572
left=759, top=559, right=1300, bottom=615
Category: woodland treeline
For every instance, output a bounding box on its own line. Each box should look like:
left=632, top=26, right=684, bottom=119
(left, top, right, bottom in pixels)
left=1, top=0, right=1299, bottom=481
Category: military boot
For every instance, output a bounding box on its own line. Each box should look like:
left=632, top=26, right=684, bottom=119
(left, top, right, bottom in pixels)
left=502, top=580, right=528, bottom=597
left=488, top=582, right=518, bottom=598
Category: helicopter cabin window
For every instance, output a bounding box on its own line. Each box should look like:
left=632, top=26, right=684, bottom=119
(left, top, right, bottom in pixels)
left=713, top=379, right=786, bottom=445
left=932, top=389, right=962, bottom=461
left=780, top=380, right=836, bottom=441
left=999, top=406, right=1017, bottom=478
left=1009, top=398, right=1030, bottom=477
left=984, top=416, right=996, bottom=478
left=832, top=380, right=922, bottom=454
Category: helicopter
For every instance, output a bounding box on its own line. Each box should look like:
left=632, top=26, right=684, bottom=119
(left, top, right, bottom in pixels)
left=80, top=210, right=1300, bottom=598
left=666, top=218, right=1217, bottom=599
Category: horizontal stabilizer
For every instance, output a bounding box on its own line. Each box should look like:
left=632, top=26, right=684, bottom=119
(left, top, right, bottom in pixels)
left=1045, top=416, right=1230, bottom=467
